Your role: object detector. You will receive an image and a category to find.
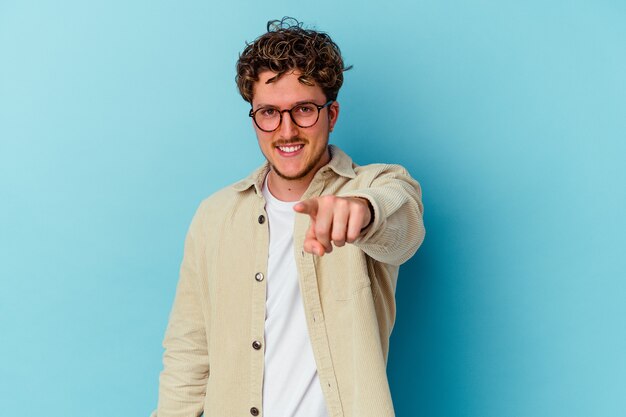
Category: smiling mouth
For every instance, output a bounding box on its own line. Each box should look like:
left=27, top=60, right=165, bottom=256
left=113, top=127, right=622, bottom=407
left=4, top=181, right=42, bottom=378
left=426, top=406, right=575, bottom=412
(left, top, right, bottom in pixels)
left=276, top=144, right=304, bottom=154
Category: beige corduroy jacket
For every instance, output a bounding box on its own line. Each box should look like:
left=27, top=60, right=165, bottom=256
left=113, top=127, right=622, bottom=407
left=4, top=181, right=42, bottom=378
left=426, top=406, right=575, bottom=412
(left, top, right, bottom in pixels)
left=153, top=145, right=425, bottom=417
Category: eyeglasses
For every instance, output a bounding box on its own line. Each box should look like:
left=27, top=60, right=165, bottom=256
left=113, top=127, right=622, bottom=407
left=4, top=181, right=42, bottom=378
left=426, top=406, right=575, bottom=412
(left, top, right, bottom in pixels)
left=249, top=100, right=334, bottom=132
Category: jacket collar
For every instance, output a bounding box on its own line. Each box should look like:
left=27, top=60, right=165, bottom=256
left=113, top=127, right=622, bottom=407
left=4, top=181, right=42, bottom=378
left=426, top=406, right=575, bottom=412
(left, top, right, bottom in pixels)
left=231, top=144, right=356, bottom=194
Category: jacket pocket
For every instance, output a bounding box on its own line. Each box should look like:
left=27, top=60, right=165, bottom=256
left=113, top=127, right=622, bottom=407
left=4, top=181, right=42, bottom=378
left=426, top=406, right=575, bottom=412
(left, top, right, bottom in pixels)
left=322, top=246, right=372, bottom=301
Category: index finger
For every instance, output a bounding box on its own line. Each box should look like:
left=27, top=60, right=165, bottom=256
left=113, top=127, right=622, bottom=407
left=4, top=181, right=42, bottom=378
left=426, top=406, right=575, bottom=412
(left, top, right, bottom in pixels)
left=293, top=198, right=319, bottom=218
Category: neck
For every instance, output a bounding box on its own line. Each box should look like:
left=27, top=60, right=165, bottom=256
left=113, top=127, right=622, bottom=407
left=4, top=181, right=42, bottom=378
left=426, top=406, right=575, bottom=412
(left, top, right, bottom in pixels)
left=266, top=171, right=308, bottom=202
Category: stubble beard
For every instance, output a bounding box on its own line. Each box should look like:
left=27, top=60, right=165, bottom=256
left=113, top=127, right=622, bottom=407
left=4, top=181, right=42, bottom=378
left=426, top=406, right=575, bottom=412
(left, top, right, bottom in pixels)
left=270, top=139, right=330, bottom=181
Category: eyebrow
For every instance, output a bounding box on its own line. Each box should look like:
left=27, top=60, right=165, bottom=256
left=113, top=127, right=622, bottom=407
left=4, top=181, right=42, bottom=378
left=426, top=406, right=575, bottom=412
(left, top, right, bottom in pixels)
left=254, top=99, right=319, bottom=110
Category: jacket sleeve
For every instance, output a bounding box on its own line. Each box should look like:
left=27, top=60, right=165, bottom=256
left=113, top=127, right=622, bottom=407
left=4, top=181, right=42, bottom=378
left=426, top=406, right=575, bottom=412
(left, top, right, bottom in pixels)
left=156, top=202, right=210, bottom=417
left=338, top=164, right=425, bottom=266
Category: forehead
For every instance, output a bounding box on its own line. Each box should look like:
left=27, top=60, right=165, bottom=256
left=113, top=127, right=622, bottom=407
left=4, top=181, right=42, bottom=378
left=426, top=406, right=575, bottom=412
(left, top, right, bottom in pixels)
left=252, top=70, right=326, bottom=107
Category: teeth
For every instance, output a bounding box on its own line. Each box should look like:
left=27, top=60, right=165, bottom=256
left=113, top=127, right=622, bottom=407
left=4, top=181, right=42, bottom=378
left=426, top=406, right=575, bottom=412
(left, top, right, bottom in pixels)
left=278, top=145, right=302, bottom=153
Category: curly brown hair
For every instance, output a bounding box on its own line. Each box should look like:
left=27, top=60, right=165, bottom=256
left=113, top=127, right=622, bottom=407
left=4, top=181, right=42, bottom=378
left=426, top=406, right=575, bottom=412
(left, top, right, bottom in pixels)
left=236, top=17, right=351, bottom=104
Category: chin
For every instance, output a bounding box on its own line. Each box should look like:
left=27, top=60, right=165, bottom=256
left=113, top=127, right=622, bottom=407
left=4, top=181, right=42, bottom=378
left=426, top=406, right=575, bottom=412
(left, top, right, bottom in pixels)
left=272, top=165, right=311, bottom=181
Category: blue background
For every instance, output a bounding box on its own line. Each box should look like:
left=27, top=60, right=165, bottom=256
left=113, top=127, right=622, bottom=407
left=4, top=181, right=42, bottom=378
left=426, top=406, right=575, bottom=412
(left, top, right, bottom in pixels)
left=1, top=1, right=624, bottom=416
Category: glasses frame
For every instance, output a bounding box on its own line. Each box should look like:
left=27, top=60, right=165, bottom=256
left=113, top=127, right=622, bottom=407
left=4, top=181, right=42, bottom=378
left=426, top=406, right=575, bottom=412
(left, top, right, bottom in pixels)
left=249, top=100, right=334, bottom=132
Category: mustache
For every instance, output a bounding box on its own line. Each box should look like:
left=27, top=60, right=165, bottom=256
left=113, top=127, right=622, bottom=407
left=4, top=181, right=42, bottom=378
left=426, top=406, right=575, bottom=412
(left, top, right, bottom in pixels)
left=273, top=138, right=309, bottom=147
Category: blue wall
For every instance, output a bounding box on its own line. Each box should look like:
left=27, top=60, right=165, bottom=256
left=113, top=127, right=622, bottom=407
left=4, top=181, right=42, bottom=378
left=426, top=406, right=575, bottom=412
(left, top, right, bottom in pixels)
left=1, top=1, right=624, bottom=416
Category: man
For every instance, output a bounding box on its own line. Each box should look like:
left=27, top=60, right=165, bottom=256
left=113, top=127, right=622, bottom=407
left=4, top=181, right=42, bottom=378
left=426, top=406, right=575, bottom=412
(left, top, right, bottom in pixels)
left=154, top=17, right=425, bottom=417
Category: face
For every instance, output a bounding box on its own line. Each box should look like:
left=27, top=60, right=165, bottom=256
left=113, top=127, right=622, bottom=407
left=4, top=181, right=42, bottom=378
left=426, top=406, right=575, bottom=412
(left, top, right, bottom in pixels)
left=251, top=70, right=339, bottom=181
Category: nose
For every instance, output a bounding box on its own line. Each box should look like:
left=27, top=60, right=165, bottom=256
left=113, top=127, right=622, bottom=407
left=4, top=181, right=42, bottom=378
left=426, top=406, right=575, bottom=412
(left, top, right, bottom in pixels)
left=278, top=110, right=299, bottom=139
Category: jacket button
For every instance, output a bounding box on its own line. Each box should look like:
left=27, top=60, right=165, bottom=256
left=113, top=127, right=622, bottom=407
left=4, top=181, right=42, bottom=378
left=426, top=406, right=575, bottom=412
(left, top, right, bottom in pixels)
left=250, top=407, right=259, bottom=416
left=258, top=215, right=265, bottom=224
left=254, top=272, right=264, bottom=282
left=252, top=340, right=262, bottom=350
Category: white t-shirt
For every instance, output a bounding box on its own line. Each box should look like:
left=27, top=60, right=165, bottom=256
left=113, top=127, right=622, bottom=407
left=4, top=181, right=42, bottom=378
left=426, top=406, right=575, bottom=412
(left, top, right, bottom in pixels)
left=262, top=178, right=329, bottom=417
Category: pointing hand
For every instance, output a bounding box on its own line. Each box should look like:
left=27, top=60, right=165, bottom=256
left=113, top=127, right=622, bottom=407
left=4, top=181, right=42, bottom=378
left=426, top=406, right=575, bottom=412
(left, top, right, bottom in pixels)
left=293, top=195, right=372, bottom=256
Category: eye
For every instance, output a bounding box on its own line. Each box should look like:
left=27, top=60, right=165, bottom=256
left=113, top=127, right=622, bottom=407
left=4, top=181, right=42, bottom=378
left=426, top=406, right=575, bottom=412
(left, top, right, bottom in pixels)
left=295, top=104, right=316, bottom=115
left=259, top=108, right=277, bottom=118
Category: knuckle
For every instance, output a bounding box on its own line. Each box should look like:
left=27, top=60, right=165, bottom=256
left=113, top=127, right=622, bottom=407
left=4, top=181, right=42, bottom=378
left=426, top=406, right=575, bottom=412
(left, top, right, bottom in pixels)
left=354, top=202, right=366, bottom=215
left=336, top=197, right=348, bottom=208
left=316, top=226, right=329, bottom=239
left=320, top=195, right=335, bottom=206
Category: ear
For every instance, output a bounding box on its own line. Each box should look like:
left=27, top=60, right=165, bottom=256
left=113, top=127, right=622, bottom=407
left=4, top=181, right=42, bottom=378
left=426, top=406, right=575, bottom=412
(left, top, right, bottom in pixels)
left=328, top=101, right=340, bottom=132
